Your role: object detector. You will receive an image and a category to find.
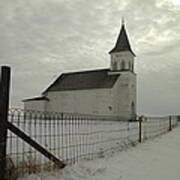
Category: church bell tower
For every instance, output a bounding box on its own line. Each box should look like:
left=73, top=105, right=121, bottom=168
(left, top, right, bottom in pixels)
left=109, top=20, right=135, bottom=72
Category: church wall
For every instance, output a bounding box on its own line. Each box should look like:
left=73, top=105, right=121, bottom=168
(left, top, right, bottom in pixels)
left=111, top=71, right=136, bottom=120
left=45, top=89, right=114, bottom=115
left=24, top=100, right=46, bottom=112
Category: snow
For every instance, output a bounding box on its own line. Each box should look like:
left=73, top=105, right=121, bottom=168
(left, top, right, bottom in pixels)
left=19, top=125, right=180, bottom=180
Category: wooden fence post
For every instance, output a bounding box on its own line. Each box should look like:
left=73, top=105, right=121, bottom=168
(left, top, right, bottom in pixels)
left=139, top=116, right=143, bottom=143
left=169, top=115, right=172, bottom=131
left=0, top=66, right=11, bottom=180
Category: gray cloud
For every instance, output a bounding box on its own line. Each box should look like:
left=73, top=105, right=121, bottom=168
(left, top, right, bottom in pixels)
left=1, top=0, right=180, bottom=115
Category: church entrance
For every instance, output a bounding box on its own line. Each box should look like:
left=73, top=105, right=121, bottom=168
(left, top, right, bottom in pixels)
left=131, top=102, right=136, bottom=120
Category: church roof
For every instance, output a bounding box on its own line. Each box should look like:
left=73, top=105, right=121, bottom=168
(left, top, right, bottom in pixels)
left=42, top=69, right=119, bottom=94
left=23, top=96, right=49, bottom=102
left=109, top=23, right=135, bottom=56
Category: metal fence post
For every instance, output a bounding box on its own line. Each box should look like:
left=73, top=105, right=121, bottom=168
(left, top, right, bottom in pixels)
left=139, top=116, right=142, bottom=143
left=0, top=66, right=11, bottom=180
left=169, top=115, right=172, bottom=131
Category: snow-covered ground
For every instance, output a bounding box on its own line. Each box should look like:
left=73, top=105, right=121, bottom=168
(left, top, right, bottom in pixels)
left=20, top=124, right=180, bottom=180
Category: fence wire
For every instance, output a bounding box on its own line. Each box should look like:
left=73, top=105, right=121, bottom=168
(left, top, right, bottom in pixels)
left=6, top=109, right=179, bottom=179
left=142, top=116, right=178, bottom=140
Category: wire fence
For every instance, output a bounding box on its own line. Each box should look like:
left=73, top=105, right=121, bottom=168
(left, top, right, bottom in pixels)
left=6, top=109, right=179, bottom=179
left=142, top=116, right=178, bottom=140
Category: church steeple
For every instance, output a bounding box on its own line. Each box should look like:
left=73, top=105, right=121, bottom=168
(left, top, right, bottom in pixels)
left=109, top=20, right=135, bottom=56
left=109, top=20, right=135, bottom=72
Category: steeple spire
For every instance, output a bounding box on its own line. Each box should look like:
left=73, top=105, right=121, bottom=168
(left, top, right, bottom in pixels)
left=122, top=17, right=125, bottom=26
left=109, top=20, right=135, bottom=56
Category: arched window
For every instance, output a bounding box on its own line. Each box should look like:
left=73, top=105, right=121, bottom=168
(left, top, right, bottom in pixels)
left=121, top=60, right=125, bottom=70
left=132, top=63, right=134, bottom=72
left=129, top=62, right=131, bottom=71
left=112, top=61, right=117, bottom=70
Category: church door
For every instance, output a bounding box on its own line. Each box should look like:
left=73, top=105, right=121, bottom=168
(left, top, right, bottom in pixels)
left=131, top=102, right=136, bottom=120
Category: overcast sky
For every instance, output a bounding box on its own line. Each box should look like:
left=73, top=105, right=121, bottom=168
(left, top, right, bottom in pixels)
left=1, top=0, right=180, bottom=115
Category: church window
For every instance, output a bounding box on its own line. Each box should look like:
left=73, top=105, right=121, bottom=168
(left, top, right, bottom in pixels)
left=112, top=61, right=117, bottom=70
left=108, top=106, right=112, bottom=111
left=114, top=61, right=117, bottom=70
left=131, top=102, right=136, bottom=120
left=121, top=60, right=125, bottom=70
left=129, top=62, right=131, bottom=71
left=132, top=63, right=134, bottom=71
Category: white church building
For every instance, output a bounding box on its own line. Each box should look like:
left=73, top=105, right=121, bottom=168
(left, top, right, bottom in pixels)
left=23, top=22, right=137, bottom=120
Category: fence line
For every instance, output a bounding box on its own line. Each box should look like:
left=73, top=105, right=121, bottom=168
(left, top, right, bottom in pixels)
left=142, top=116, right=178, bottom=140
left=5, top=109, right=179, bottom=179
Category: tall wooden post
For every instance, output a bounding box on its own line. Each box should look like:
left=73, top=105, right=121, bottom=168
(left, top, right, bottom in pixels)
left=139, top=116, right=143, bottom=143
left=0, top=66, right=11, bottom=180
left=169, top=115, right=172, bottom=131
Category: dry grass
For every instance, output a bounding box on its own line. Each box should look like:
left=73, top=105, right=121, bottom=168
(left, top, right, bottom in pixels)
left=5, top=156, right=61, bottom=180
